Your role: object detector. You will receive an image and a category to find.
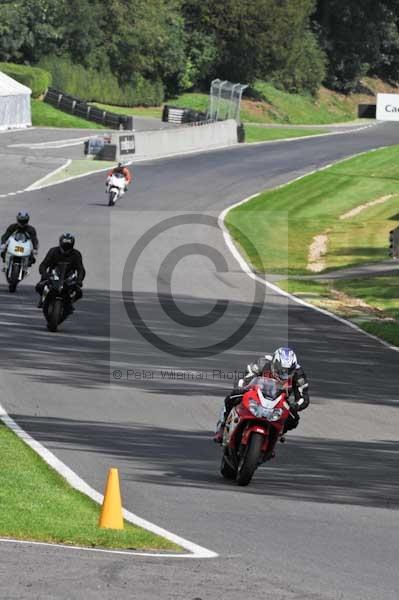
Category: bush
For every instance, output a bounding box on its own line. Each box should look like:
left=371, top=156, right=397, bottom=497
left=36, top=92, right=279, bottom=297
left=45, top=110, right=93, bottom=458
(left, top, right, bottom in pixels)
left=39, top=56, right=164, bottom=106
left=0, top=62, right=51, bottom=98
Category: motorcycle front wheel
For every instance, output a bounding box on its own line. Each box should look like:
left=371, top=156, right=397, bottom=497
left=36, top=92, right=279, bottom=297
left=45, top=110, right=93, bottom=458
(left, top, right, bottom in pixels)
left=47, top=298, right=63, bottom=332
left=8, top=262, right=20, bottom=293
left=220, top=451, right=237, bottom=480
left=236, top=432, right=264, bottom=486
left=108, top=190, right=118, bottom=206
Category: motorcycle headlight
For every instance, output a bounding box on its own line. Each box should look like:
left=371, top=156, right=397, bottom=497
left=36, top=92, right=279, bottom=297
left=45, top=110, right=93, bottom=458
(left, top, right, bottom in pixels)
left=268, top=408, right=283, bottom=422
left=249, top=400, right=262, bottom=417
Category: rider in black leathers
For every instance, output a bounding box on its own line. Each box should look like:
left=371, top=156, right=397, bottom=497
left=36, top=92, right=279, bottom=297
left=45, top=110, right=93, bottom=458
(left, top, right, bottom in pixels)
left=1, top=211, right=38, bottom=264
left=36, top=233, right=85, bottom=312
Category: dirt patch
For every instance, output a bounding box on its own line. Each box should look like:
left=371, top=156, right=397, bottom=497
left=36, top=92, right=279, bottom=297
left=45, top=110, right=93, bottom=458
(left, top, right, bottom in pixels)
left=241, top=98, right=277, bottom=121
left=307, top=287, right=385, bottom=319
left=307, top=233, right=329, bottom=272
left=340, top=195, right=394, bottom=220
left=330, top=289, right=381, bottom=316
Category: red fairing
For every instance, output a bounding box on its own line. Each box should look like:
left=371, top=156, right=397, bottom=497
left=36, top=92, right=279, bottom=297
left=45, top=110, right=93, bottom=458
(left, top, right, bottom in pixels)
left=226, top=378, right=290, bottom=454
left=220, top=376, right=291, bottom=486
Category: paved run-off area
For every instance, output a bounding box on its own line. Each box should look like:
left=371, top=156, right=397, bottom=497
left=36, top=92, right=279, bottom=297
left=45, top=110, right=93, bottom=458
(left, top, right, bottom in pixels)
left=0, top=122, right=398, bottom=599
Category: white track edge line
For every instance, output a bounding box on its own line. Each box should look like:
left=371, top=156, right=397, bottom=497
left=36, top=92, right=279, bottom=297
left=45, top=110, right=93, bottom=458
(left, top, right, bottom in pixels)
left=242, top=122, right=377, bottom=147
left=9, top=136, right=91, bottom=148
left=0, top=407, right=218, bottom=559
left=0, top=537, right=199, bottom=558
left=218, top=147, right=399, bottom=354
left=26, top=160, right=72, bottom=191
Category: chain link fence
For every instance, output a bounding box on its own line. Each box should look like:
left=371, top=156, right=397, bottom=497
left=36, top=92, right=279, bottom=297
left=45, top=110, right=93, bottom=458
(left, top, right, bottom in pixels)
left=208, top=80, right=248, bottom=124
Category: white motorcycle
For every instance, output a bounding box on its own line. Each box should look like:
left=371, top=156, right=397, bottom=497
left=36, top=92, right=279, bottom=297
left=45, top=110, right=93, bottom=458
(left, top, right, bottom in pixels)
left=3, top=232, right=33, bottom=292
left=106, top=172, right=126, bottom=206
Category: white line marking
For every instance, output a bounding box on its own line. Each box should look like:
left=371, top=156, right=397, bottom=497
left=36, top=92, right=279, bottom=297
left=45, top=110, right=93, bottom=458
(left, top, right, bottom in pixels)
left=218, top=147, right=399, bottom=354
left=28, top=162, right=116, bottom=192
left=0, top=406, right=217, bottom=559
left=243, top=122, right=377, bottom=147
left=0, top=538, right=200, bottom=559
left=9, top=136, right=90, bottom=149
left=26, top=159, right=72, bottom=191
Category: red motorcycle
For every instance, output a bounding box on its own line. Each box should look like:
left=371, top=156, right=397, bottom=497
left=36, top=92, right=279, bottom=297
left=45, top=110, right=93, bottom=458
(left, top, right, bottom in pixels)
left=220, top=376, right=291, bottom=486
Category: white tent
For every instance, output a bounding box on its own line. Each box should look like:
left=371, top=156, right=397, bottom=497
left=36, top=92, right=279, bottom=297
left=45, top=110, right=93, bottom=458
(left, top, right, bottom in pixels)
left=0, top=71, right=31, bottom=130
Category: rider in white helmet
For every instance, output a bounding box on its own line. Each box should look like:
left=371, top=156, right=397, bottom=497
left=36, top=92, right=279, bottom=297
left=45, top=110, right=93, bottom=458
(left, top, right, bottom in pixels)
left=213, top=347, right=310, bottom=443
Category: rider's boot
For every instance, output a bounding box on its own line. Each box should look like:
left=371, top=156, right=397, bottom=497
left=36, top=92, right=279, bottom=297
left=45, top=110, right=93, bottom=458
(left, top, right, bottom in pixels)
left=213, top=421, right=224, bottom=444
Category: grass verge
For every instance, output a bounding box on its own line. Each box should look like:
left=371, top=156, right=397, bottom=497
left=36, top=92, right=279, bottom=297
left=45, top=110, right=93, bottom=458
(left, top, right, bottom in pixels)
left=35, top=159, right=117, bottom=188
left=226, top=146, right=399, bottom=276
left=278, top=276, right=399, bottom=347
left=0, top=422, right=180, bottom=551
left=244, top=125, right=326, bottom=143
left=93, top=77, right=399, bottom=126
left=32, top=99, right=105, bottom=129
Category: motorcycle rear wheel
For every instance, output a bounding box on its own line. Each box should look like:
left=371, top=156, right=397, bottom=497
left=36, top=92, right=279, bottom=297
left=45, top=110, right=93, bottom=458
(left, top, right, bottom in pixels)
left=47, top=298, right=63, bottom=332
left=220, top=452, right=237, bottom=480
left=8, top=262, right=20, bottom=293
left=236, top=432, right=263, bottom=486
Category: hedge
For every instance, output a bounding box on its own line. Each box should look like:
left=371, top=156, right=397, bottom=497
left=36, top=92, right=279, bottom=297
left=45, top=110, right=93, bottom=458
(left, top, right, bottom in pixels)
left=0, top=62, right=51, bottom=98
left=39, top=56, right=164, bottom=106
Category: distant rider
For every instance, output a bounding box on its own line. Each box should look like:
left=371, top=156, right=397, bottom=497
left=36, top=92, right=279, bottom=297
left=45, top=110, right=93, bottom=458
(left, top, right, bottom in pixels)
left=213, top=347, right=310, bottom=443
left=1, top=211, right=38, bottom=265
left=106, top=162, right=132, bottom=191
left=36, top=233, right=86, bottom=314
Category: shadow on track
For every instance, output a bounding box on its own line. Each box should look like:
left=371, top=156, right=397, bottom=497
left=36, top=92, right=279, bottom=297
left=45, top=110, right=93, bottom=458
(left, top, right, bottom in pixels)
left=9, top=414, right=399, bottom=509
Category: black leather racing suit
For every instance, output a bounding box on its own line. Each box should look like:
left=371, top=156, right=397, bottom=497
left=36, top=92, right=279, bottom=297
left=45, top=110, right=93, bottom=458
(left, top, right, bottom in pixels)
left=37, top=247, right=86, bottom=309
left=223, top=356, right=310, bottom=433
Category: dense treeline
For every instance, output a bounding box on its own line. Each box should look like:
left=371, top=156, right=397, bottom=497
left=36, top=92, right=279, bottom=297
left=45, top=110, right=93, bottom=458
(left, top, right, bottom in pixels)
left=1, top=0, right=399, bottom=104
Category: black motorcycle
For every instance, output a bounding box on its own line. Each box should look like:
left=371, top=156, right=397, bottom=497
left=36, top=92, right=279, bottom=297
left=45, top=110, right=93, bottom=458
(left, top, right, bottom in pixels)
left=41, top=263, right=79, bottom=332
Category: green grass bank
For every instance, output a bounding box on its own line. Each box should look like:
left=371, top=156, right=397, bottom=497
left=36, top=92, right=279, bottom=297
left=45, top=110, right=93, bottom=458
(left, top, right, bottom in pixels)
left=0, top=422, right=180, bottom=552
left=226, top=146, right=399, bottom=346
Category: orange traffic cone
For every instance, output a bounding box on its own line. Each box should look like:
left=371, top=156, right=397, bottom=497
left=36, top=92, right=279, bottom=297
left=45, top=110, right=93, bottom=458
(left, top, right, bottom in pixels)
left=99, top=468, right=124, bottom=530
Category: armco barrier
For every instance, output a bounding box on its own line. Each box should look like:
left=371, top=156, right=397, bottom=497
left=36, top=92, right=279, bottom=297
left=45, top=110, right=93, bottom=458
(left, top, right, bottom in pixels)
left=111, top=119, right=238, bottom=162
left=44, top=88, right=133, bottom=130
left=85, top=120, right=238, bottom=162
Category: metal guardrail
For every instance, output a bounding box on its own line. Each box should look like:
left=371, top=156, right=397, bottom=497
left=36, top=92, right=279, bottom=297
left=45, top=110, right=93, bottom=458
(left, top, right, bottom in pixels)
left=44, top=88, right=133, bottom=130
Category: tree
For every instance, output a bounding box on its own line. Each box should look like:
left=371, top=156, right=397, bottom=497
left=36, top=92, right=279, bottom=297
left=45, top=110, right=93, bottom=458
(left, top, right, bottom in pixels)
left=315, top=0, right=399, bottom=91
left=182, top=0, right=325, bottom=93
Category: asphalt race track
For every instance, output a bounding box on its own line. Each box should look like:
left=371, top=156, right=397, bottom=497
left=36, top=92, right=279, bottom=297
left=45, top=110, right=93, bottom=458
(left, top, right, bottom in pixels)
left=1, top=123, right=399, bottom=599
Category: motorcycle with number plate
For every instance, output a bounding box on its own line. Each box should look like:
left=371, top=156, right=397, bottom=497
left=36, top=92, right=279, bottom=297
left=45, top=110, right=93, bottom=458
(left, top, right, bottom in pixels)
left=220, top=376, right=290, bottom=486
left=41, top=262, right=78, bottom=332
left=4, top=232, right=33, bottom=293
left=107, top=172, right=126, bottom=206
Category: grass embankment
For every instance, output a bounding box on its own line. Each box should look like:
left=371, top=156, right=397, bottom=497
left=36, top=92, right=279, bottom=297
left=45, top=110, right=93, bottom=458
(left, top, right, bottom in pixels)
left=0, top=422, right=179, bottom=551
left=95, top=78, right=391, bottom=126
left=226, top=147, right=399, bottom=275
left=31, top=99, right=105, bottom=129
left=226, top=146, right=399, bottom=345
left=245, top=125, right=325, bottom=143
left=94, top=92, right=208, bottom=120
